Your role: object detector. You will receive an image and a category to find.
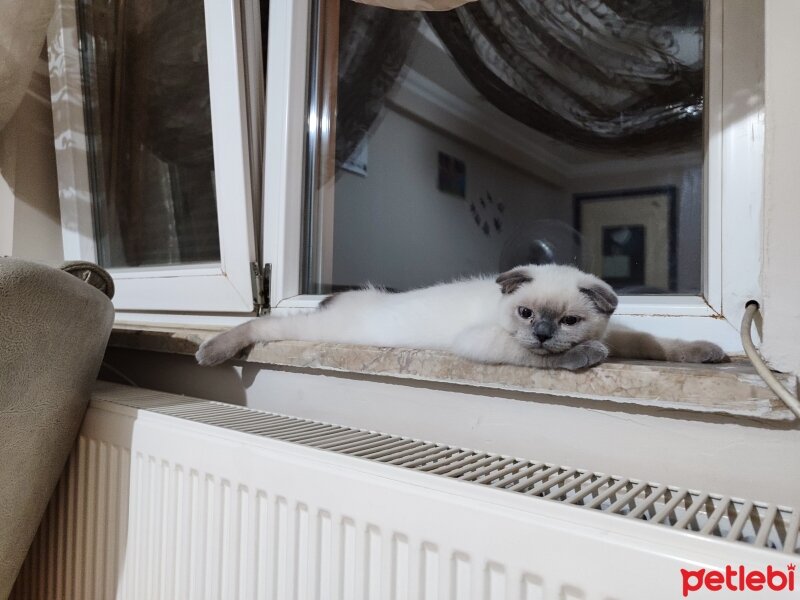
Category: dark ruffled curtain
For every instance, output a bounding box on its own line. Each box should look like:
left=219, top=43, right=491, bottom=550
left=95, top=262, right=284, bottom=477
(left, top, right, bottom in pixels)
left=336, top=0, right=705, bottom=160
left=426, top=0, right=704, bottom=151
left=336, top=2, right=420, bottom=166
left=139, top=3, right=214, bottom=167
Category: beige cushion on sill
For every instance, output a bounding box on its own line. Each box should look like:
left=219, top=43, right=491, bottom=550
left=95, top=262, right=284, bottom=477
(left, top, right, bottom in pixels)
left=0, top=258, right=114, bottom=599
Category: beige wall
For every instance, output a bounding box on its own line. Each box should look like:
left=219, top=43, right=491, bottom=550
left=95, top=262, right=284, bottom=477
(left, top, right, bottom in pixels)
left=761, top=0, right=800, bottom=375
left=0, top=51, right=63, bottom=262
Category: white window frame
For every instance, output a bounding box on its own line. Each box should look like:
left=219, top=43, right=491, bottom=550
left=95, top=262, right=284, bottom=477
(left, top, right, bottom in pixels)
left=261, top=0, right=764, bottom=354
left=50, top=0, right=262, bottom=314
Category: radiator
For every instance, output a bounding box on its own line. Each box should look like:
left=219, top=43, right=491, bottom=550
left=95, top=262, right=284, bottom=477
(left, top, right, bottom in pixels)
left=11, top=383, right=799, bottom=600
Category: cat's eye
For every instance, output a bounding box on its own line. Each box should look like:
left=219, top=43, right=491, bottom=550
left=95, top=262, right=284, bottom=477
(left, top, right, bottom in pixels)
left=517, top=306, right=533, bottom=319
left=561, top=316, right=581, bottom=326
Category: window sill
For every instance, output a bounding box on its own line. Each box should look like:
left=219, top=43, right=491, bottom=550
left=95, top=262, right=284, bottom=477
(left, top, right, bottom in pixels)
left=109, top=324, right=796, bottom=422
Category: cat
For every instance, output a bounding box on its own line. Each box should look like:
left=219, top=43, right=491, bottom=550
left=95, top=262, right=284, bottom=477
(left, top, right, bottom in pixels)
left=195, top=264, right=728, bottom=370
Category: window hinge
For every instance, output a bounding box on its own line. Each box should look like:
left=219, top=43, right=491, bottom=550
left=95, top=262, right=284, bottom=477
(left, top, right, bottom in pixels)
left=250, top=262, right=271, bottom=316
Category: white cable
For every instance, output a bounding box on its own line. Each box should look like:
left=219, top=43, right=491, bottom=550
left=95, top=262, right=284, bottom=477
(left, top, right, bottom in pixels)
left=101, top=361, right=139, bottom=388
left=740, top=301, right=800, bottom=420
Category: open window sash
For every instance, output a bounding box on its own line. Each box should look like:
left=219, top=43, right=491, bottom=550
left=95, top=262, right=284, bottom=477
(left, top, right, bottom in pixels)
left=51, top=0, right=260, bottom=313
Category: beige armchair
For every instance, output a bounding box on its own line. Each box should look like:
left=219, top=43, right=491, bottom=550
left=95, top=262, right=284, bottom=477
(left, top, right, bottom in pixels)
left=0, top=258, right=114, bottom=599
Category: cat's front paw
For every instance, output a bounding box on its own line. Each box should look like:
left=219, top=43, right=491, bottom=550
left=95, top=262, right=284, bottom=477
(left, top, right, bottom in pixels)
left=195, top=333, right=246, bottom=367
left=673, top=340, right=729, bottom=364
left=555, top=340, right=609, bottom=371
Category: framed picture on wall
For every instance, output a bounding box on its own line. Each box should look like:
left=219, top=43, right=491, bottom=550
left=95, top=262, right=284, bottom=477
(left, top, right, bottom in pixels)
left=573, top=187, right=677, bottom=293
left=437, top=151, right=466, bottom=198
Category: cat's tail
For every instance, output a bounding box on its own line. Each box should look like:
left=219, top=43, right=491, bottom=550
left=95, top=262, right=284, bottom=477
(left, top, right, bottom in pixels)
left=196, top=316, right=286, bottom=366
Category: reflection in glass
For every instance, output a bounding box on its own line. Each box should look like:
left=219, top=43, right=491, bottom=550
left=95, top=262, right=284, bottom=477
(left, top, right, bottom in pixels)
left=305, top=0, right=705, bottom=295
left=78, top=0, right=220, bottom=268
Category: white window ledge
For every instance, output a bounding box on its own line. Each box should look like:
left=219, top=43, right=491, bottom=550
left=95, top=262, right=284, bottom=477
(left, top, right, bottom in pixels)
left=109, top=324, right=796, bottom=422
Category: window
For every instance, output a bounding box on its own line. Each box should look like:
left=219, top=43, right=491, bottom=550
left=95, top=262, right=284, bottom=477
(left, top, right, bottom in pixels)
left=52, top=0, right=264, bottom=312
left=264, top=0, right=764, bottom=352
left=306, top=1, right=705, bottom=296
left=54, top=0, right=763, bottom=354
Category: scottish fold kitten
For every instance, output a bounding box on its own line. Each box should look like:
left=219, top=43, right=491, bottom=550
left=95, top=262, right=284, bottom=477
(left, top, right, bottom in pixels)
left=196, top=264, right=727, bottom=370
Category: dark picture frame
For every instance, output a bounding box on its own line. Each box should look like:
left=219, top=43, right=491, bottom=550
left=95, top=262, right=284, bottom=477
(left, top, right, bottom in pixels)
left=573, top=186, right=678, bottom=292
left=437, top=151, right=466, bottom=198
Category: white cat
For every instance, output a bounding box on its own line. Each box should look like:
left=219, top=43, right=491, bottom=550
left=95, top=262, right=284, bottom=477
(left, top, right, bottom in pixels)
left=196, top=264, right=727, bottom=370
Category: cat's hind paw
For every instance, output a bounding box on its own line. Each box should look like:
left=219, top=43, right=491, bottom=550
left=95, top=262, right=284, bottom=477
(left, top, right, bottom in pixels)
left=674, top=340, right=729, bottom=364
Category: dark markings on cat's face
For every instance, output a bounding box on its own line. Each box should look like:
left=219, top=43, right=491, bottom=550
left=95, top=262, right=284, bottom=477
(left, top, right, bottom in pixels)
left=509, top=299, right=600, bottom=354
left=579, top=285, right=618, bottom=315
left=531, top=307, right=558, bottom=341
left=496, top=269, right=533, bottom=295
left=534, top=307, right=558, bottom=322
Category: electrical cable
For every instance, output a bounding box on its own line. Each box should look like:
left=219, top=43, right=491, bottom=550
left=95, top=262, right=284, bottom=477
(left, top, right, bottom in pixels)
left=101, top=361, right=139, bottom=388
left=740, top=301, right=800, bottom=419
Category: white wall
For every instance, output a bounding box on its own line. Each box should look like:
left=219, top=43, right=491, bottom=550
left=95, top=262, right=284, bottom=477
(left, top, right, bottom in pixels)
left=761, top=0, right=800, bottom=376
left=0, top=51, right=63, bottom=262
left=332, top=107, right=569, bottom=290
left=331, top=97, right=702, bottom=294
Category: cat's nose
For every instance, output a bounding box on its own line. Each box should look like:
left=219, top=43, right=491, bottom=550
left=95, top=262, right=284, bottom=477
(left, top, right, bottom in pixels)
left=533, top=320, right=554, bottom=343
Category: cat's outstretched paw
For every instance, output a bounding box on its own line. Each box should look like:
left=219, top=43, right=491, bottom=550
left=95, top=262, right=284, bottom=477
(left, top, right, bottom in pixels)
left=673, top=340, right=729, bottom=364
left=195, top=332, right=246, bottom=367
left=555, top=340, right=609, bottom=370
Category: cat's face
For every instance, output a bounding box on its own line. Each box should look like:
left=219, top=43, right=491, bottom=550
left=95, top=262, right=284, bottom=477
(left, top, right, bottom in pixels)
left=496, top=264, right=618, bottom=355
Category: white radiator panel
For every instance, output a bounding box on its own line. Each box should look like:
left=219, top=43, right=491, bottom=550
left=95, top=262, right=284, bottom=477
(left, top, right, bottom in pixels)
left=11, top=387, right=789, bottom=599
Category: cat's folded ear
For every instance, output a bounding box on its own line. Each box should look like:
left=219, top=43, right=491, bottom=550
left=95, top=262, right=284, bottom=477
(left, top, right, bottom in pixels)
left=496, top=268, right=533, bottom=295
left=579, top=282, right=618, bottom=315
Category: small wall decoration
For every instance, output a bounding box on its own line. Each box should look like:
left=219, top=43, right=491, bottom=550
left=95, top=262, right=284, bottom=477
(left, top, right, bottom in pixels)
left=437, top=151, right=466, bottom=198
left=574, top=187, right=677, bottom=293
left=469, top=190, right=504, bottom=237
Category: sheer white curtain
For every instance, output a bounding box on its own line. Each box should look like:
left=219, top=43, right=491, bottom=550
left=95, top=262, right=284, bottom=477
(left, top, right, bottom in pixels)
left=0, top=0, right=470, bottom=130
left=0, top=0, right=55, bottom=132
left=352, top=0, right=475, bottom=10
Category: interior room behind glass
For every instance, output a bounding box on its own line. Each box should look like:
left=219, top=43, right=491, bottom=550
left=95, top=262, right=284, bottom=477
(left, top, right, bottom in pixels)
left=305, top=0, right=705, bottom=296
left=77, top=0, right=269, bottom=271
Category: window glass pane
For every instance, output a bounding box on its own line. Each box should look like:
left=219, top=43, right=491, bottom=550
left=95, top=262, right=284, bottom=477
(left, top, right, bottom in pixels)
left=305, top=0, right=704, bottom=295
left=78, top=0, right=220, bottom=268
